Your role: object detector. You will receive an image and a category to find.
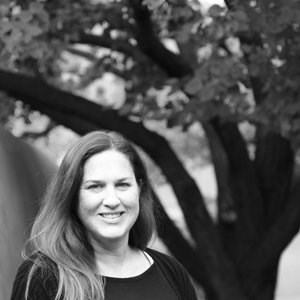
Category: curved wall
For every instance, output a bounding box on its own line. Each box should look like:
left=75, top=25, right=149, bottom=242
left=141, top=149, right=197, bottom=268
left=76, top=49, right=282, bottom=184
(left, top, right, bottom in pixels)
left=0, top=127, right=56, bottom=300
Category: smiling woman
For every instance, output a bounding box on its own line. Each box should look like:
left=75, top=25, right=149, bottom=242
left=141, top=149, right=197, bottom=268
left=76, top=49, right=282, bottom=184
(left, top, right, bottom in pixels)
left=10, top=131, right=197, bottom=300
left=77, top=150, right=140, bottom=252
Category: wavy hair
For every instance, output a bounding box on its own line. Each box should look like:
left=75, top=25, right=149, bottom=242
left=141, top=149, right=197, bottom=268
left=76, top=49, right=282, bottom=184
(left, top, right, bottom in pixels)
left=24, top=131, right=156, bottom=300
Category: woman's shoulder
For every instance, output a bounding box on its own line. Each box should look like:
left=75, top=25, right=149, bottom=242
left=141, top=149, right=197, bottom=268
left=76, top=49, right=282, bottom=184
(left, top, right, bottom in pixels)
left=16, top=252, right=58, bottom=278
left=145, top=248, right=186, bottom=272
left=11, top=252, right=58, bottom=300
left=145, top=247, right=192, bottom=282
left=145, top=248, right=197, bottom=300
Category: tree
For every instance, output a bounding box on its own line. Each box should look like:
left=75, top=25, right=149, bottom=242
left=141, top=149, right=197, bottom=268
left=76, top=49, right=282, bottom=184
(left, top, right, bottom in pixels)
left=1, top=0, right=300, bottom=299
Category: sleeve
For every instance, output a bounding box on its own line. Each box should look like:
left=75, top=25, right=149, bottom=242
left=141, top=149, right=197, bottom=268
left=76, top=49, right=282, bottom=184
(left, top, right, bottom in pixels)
left=171, top=259, right=198, bottom=300
left=10, top=258, right=58, bottom=300
left=146, top=248, right=198, bottom=300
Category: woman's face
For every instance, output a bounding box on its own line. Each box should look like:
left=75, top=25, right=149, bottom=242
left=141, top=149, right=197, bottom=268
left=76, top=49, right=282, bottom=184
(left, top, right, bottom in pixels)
left=77, top=149, right=140, bottom=249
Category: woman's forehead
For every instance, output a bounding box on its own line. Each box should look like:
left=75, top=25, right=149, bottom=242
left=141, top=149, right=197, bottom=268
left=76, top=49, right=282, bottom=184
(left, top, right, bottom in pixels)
left=82, top=150, right=135, bottom=180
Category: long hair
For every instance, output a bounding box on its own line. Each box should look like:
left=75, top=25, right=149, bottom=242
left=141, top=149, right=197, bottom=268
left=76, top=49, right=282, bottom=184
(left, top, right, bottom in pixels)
left=24, top=131, right=156, bottom=300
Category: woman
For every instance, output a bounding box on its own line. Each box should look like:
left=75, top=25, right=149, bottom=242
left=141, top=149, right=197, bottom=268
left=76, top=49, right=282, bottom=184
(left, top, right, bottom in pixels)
left=11, top=131, right=197, bottom=300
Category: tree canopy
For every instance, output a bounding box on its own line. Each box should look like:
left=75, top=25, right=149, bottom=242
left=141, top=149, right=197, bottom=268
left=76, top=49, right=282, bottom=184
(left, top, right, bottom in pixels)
left=1, top=0, right=300, bottom=144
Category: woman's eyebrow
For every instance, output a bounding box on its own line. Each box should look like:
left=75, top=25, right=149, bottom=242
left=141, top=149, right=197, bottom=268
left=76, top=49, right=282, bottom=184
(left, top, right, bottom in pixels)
left=82, top=177, right=132, bottom=184
left=117, top=177, right=132, bottom=181
left=81, top=179, right=104, bottom=184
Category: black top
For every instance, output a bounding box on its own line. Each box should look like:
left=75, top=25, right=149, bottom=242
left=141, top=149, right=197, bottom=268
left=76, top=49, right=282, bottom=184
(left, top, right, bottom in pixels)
left=105, top=263, right=178, bottom=299
left=10, top=248, right=197, bottom=300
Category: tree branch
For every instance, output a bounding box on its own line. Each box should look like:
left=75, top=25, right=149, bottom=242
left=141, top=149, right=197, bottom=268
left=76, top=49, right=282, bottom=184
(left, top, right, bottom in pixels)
left=66, top=47, right=97, bottom=62
left=202, top=121, right=236, bottom=224
left=128, top=0, right=192, bottom=77
left=151, top=192, right=209, bottom=285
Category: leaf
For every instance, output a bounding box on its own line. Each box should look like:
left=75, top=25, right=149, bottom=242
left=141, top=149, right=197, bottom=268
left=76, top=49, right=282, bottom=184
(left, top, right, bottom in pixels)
left=207, top=23, right=225, bottom=40
left=142, top=0, right=164, bottom=10
left=29, top=2, right=44, bottom=14
left=5, top=29, right=22, bottom=51
left=28, top=2, right=50, bottom=30
left=229, top=10, right=249, bottom=32
left=176, top=24, right=193, bottom=43
left=233, top=10, right=248, bottom=23
left=18, top=11, right=33, bottom=23
left=184, top=76, right=203, bottom=95
left=198, top=83, right=219, bottom=102
left=171, top=6, right=194, bottom=21
left=27, top=24, right=43, bottom=37
left=0, top=22, right=13, bottom=36
left=30, top=46, right=46, bottom=60
left=208, top=5, right=226, bottom=18
left=0, top=2, right=10, bottom=16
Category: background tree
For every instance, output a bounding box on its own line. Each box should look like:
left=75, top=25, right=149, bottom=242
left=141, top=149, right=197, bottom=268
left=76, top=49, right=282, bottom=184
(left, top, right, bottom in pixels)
left=0, top=0, right=300, bottom=299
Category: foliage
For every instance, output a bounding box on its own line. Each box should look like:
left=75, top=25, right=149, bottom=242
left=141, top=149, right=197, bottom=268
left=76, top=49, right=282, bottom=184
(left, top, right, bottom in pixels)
left=0, top=1, right=50, bottom=71
left=0, top=0, right=299, bottom=147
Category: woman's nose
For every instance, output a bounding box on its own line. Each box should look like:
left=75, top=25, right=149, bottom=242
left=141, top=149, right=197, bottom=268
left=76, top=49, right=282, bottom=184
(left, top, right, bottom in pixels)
left=102, top=188, right=120, bottom=207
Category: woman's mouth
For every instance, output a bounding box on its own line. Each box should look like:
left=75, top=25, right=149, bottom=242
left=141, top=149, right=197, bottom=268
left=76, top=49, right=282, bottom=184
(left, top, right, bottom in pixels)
left=99, top=212, right=123, bottom=219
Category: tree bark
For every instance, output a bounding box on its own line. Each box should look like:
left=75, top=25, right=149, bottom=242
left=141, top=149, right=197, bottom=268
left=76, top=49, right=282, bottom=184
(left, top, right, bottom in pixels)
left=254, top=129, right=294, bottom=229
left=212, top=120, right=264, bottom=262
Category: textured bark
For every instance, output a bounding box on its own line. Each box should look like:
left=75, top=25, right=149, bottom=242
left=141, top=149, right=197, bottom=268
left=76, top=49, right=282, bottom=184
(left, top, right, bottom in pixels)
left=202, top=122, right=235, bottom=223
left=254, top=129, right=294, bottom=228
left=212, top=121, right=264, bottom=261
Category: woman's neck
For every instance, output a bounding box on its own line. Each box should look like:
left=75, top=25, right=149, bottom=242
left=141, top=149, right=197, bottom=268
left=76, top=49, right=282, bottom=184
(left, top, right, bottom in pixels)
left=94, top=242, right=132, bottom=265
left=92, top=244, right=150, bottom=278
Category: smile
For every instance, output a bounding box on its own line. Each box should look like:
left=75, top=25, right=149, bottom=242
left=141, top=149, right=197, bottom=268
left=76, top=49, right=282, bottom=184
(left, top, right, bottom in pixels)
left=99, top=212, right=124, bottom=219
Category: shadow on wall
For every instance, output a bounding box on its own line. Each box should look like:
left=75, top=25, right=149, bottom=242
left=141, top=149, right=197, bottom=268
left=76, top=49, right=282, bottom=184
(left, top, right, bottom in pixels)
left=0, top=127, right=56, bottom=300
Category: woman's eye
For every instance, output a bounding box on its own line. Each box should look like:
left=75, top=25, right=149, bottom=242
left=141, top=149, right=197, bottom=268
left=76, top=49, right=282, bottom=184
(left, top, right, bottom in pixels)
left=117, top=183, right=130, bottom=190
left=87, top=184, right=104, bottom=191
